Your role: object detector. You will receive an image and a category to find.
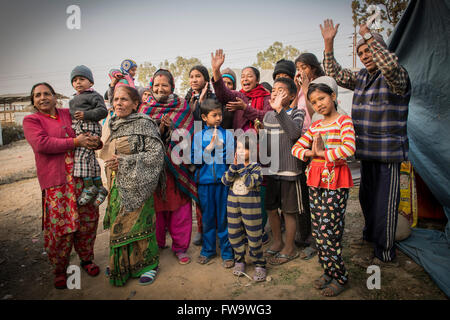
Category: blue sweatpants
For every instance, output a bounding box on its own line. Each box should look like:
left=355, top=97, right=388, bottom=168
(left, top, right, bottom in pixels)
left=198, top=183, right=234, bottom=260
left=359, top=161, right=400, bottom=262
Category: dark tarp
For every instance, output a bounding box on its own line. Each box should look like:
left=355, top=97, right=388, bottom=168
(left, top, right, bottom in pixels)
left=388, top=0, right=450, bottom=297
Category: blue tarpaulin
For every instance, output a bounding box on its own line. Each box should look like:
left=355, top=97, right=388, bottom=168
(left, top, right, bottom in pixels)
left=388, top=0, right=450, bottom=297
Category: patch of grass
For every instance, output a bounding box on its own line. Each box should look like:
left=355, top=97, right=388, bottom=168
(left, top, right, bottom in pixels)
left=273, top=268, right=302, bottom=285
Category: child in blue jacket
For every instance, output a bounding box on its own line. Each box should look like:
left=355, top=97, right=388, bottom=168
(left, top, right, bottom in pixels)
left=192, top=98, right=235, bottom=268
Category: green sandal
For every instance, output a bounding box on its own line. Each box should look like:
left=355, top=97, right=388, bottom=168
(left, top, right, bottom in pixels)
left=139, top=268, right=158, bottom=286
left=321, top=279, right=347, bottom=297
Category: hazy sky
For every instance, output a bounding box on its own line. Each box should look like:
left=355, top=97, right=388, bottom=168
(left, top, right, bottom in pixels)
left=0, top=0, right=365, bottom=97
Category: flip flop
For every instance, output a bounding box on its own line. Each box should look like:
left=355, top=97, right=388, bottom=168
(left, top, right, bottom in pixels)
left=176, top=252, right=191, bottom=265
left=139, top=268, right=158, bottom=286
left=300, top=246, right=317, bottom=260
left=268, top=251, right=299, bottom=265
left=222, top=259, right=235, bottom=269
left=264, top=249, right=280, bottom=257
left=197, top=255, right=216, bottom=265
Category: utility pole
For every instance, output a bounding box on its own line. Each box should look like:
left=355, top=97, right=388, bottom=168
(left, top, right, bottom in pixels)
left=352, top=24, right=357, bottom=69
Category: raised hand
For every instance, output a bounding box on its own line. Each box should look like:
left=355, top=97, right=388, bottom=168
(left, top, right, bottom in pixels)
left=199, top=82, right=209, bottom=104
left=269, top=91, right=287, bottom=113
left=320, top=19, right=340, bottom=53
left=211, top=49, right=225, bottom=72
left=300, top=70, right=310, bottom=95
left=320, top=19, right=340, bottom=42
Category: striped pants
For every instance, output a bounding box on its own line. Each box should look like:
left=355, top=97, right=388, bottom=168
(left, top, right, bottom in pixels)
left=359, top=161, right=400, bottom=262
left=227, top=189, right=265, bottom=267
left=309, top=187, right=349, bottom=285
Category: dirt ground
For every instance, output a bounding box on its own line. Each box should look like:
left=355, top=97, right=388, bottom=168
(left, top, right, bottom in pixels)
left=0, top=139, right=447, bottom=300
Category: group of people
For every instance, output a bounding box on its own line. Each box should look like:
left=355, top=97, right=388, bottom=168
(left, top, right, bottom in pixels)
left=23, top=19, right=410, bottom=297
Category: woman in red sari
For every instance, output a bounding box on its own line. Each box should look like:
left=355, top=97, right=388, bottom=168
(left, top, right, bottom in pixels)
left=23, top=83, right=102, bottom=289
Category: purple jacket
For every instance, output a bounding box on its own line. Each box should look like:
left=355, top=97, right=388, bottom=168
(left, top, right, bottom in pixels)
left=213, top=77, right=271, bottom=130
left=23, top=108, right=76, bottom=190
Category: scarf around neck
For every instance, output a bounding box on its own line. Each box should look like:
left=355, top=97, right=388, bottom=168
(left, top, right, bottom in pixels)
left=139, top=93, right=199, bottom=204
left=240, top=84, right=270, bottom=111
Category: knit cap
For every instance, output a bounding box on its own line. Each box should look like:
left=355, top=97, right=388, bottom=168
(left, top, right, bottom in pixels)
left=71, top=65, right=94, bottom=84
left=311, top=76, right=338, bottom=99
left=120, top=59, right=138, bottom=75
left=221, top=68, right=237, bottom=90
left=272, top=59, right=296, bottom=80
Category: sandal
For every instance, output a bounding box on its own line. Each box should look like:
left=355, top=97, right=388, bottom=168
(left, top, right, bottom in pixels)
left=264, top=249, right=280, bottom=257
left=80, top=261, right=100, bottom=277
left=321, top=279, right=347, bottom=297
left=139, top=268, right=158, bottom=286
left=176, top=252, right=191, bottom=265
left=222, top=259, right=235, bottom=269
left=197, top=255, right=215, bottom=265
left=78, top=185, right=98, bottom=206
left=233, top=262, right=246, bottom=276
left=253, top=267, right=267, bottom=282
left=268, top=251, right=299, bottom=265
left=300, top=246, right=317, bottom=260
left=313, top=274, right=332, bottom=289
left=262, top=232, right=270, bottom=245
left=93, top=186, right=108, bottom=208
left=54, top=273, right=67, bottom=289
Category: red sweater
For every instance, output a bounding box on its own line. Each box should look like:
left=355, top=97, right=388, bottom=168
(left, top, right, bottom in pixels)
left=23, top=108, right=76, bottom=190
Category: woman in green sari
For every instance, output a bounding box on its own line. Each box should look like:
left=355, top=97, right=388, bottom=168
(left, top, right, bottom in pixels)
left=101, top=86, right=165, bottom=286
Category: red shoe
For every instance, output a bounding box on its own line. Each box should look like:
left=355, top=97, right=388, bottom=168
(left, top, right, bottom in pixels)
left=80, top=261, right=100, bottom=277
left=54, top=273, right=67, bottom=289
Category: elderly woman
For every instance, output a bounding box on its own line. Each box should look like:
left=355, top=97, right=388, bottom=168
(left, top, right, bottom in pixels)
left=100, top=86, right=165, bottom=286
left=140, top=69, right=199, bottom=265
left=211, top=49, right=271, bottom=131
left=23, top=82, right=102, bottom=289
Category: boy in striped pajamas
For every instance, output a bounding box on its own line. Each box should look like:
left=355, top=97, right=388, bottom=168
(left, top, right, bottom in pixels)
left=222, top=138, right=266, bottom=281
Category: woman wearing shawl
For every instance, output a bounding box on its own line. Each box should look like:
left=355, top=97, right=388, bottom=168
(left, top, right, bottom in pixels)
left=140, top=69, right=199, bottom=265
left=211, top=49, right=271, bottom=131
left=101, top=86, right=165, bottom=286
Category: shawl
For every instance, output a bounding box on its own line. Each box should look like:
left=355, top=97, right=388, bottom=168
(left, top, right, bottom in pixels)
left=108, top=69, right=135, bottom=88
left=240, top=84, right=270, bottom=111
left=139, top=93, right=199, bottom=204
left=108, top=113, right=165, bottom=212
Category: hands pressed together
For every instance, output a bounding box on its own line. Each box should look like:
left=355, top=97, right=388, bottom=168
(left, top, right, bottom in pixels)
left=305, top=135, right=326, bottom=158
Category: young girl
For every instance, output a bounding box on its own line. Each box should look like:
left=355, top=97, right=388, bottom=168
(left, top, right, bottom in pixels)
left=291, top=76, right=355, bottom=297
left=221, top=137, right=266, bottom=281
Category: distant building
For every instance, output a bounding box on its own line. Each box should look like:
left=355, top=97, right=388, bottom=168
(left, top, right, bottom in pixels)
left=0, top=93, right=68, bottom=125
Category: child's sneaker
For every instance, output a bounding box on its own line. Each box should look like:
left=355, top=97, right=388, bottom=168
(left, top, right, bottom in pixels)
left=78, top=185, right=98, bottom=206
left=93, top=186, right=108, bottom=207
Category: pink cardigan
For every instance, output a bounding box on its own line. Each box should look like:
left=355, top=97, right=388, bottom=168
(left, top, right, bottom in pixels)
left=23, top=108, right=76, bottom=190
